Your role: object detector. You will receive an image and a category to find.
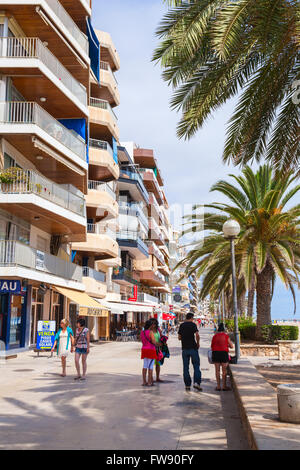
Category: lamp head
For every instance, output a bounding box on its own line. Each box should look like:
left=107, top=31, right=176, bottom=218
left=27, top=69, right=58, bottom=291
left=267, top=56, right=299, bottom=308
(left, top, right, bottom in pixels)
left=223, top=219, right=241, bottom=239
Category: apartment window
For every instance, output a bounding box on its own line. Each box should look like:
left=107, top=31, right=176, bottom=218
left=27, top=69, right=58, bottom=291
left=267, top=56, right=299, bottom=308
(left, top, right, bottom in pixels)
left=36, top=236, right=48, bottom=253
left=0, top=211, right=30, bottom=245
left=4, top=153, right=21, bottom=170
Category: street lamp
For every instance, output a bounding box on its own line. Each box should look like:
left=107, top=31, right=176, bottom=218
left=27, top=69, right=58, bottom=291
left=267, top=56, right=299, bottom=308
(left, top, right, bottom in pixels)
left=223, top=219, right=241, bottom=361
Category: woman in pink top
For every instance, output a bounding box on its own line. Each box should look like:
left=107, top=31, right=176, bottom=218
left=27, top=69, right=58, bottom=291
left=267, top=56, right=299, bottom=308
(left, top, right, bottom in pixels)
left=140, top=319, right=159, bottom=386
left=211, top=323, right=234, bottom=391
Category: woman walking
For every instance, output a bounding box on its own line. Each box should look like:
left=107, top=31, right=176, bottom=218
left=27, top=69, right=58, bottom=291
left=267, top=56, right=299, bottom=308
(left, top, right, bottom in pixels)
left=152, top=319, right=164, bottom=383
left=52, top=319, right=74, bottom=377
left=74, top=318, right=90, bottom=381
left=140, top=320, right=159, bottom=386
left=211, top=323, right=234, bottom=391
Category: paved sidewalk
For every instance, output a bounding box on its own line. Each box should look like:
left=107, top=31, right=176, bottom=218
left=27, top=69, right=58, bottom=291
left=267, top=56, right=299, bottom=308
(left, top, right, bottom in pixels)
left=0, top=328, right=248, bottom=450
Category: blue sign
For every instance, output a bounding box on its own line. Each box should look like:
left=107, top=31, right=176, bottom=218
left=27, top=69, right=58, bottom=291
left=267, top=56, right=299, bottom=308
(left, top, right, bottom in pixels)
left=0, top=280, right=22, bottom=294
left=36, top=321, right=56, bottom=351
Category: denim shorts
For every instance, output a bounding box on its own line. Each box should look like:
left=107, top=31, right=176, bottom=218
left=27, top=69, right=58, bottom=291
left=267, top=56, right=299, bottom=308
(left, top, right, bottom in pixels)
left=75, top=347, right=88, bottom=355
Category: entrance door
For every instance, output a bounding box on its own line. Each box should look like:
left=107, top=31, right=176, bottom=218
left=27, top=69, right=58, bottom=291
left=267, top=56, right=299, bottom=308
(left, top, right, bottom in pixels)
left=0, top=295, right=8, bottom=348
left=8, top=295, right=23, bottom=348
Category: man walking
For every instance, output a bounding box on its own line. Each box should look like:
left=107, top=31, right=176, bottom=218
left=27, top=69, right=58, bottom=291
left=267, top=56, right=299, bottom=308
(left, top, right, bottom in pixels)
left=178, top=313, right=202, bottom=392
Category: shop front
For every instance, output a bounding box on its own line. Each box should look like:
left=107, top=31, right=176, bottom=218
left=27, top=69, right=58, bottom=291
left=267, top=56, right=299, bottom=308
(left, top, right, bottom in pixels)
left=0, top=279, right=28, bottom=351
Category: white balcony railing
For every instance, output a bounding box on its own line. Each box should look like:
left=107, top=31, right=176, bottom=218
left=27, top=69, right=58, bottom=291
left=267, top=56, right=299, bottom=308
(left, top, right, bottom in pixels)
left=88, top=180, right=116, bottom=200
left=0, top=240, right=82, bottom=282
left=100, top=60, right=118, bottom=87
left=0, top=37, right=87, bottom=106
left=87, top=223, right=116, bottom=240
left=89, top=97, right=118, bottom=122
left=0, top=102, right=86, bottom=161
left=45, top=0, right=89, bottom=54
left=0, top=169, right=86, bottom=217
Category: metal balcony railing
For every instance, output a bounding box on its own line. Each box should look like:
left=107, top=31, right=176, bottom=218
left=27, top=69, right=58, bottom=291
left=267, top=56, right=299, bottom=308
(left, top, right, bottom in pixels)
left=0, top=101, right=86, bottom=160
left=146, top=241, right=165, bottom=265
left=100, top=60, right=118, bottom=87
left=118, top=201, right=149, bottom=230
left=88, top=180, right=116, bottom=200
left=45, top=0, right=89, bottom=54
left=89, top=97, right=118, bottom=122
left=0, top=37, right=87, bottom=106
left=0, top=169, right=86, bottom=217
left=0, top=240, right=82, bottom=282
left=87, top=223, right=116, bottom=240
left=82, top=266, right=106, bottom=283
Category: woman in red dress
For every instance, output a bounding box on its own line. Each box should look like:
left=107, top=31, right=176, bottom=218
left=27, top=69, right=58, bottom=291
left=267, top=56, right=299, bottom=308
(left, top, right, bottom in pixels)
left=211, top=323, right=234, bottom=391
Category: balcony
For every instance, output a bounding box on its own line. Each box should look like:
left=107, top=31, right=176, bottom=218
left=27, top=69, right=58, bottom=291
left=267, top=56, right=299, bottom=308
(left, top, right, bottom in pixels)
left=118, top=201, right=148, bottom=231
left=97, top=61, right=120, bottom=106
left=2, top=1, right=89, bottom=67
left=149, top=192, right=162, bottom=221
left=89, top=97, right=119, bottom=141
left=72, top=223, right=118, bottom=260
left=0, top=169, right=86, bottom=241
left=89, top=139, right=119, bottom=182
left=146, top=241, right=165, bottom=265
left=0, top=37, right=87, bottom=117
left=96, top=30, right=120, bottom=72
left=149, top=217, right=164, bottom=245
left=0, top=102, right=87, bottom=188
left=60, top=0, right=92, bottom=19
left=139, top=169, right=163, bottom=205
left=133, top=148, right=164, bottom=186
left=119, top=169, right=149, bottom=205
left=112, top=266, right=140, bottom=286
left=0, top=240, right=84, bottom=290
left=139, top=269, right=166, bottom=288
left=87, top=181, right=118, bottom=222
left=117, top=230, right=149, bottom=260
left=82, top=266, right=107, bottom=299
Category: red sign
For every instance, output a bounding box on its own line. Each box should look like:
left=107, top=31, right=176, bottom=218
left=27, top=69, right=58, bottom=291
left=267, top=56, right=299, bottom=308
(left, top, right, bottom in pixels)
left=128, top=285, right=138, bottom=302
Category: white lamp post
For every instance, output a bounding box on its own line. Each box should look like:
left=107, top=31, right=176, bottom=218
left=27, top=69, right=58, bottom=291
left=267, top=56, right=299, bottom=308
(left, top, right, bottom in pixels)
left=223, top=220, right=241, bottom=361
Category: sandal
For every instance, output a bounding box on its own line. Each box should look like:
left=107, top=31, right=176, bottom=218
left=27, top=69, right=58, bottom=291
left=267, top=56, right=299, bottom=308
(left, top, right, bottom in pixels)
left=141, top=383, right=148, bottom=387
left=222, top=387, right=231, bottom=391
left=74, top=376, right=81, bottom=380
left=215, top=387, right=221, bottom=391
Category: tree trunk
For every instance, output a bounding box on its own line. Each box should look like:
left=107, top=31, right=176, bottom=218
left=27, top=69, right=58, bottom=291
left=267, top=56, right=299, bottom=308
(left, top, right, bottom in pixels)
left=238, top=291, right=246, bottom=316
left=256, top=261, right=273, bottom=339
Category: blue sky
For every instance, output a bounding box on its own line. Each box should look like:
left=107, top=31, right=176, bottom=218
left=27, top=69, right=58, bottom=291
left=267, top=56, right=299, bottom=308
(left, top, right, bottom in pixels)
left=94, top=0, right=300, bottom=320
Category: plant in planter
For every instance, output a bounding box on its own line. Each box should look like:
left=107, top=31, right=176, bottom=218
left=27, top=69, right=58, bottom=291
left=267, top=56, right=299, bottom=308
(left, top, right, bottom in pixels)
left=0, top=167, right=29, bottom=191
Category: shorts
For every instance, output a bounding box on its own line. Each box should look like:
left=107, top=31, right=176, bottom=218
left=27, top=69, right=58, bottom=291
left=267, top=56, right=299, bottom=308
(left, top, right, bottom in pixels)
left=212, top=351, right=229, bottom=364
left=143, top=358, right=155, bottom=370
left=75, top=347, right=88, bottom=355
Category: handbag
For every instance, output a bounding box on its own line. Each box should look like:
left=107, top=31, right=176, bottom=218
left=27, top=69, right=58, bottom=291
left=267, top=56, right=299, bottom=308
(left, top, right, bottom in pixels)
left=207, top=349, right=213, bottom=364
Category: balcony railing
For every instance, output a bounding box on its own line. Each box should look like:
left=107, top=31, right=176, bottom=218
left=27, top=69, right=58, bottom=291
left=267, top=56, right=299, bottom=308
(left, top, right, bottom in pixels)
left=0, top=37, right=87, bottom=106
left=0, top=101, right=86, bottom=160
left=88, top=180, right=116, bottom=200
left=0, top=240, right=82, bottom=282
left=45, top=0, right=89, bottom=54
left=100, top=60, right=118, bottom=87
left=82, top=266, right=106, bottom=283
left=0, top=169, right=86, bottom=217
left=146, top=241, right=165, bottom=265
left=89, top=97, right=118, bottom=122
left=118, top=201, right=148, bottom=229
left=108, top=282, right=121, bottom=294
left=89, top=138, right=114, bottom=159
left=87, top=223, right=116, bottom=240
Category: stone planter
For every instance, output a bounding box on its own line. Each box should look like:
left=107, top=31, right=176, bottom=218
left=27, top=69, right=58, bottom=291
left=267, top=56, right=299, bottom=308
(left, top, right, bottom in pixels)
left=278, top=384, right=300, bottom=424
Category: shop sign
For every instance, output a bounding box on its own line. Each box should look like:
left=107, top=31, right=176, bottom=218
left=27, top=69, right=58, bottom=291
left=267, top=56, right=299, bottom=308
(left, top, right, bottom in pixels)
left=79, top=307, right=108, bottom=317
left=36, top=321, right=56, bottom=351
left=0, top=280, right=22, bottom=294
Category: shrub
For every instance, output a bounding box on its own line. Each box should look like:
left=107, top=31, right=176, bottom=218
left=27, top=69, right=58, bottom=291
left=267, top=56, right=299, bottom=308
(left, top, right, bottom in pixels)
left=261, top=325, right=299, bottom=344
left=224, top=317, right=256, bottom=340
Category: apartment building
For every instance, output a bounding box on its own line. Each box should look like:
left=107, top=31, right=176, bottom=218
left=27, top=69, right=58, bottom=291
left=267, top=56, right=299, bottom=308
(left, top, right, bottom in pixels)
left=0, top=0, right=120, bottom=353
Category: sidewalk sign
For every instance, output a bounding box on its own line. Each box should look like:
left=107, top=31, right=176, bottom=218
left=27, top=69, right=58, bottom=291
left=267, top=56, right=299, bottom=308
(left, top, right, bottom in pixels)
left=36, top=321, right=56, bottom=355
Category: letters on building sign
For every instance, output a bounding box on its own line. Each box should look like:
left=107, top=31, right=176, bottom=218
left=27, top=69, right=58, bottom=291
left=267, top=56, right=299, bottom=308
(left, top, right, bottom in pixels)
left=0, top=280, right=23, bottom=294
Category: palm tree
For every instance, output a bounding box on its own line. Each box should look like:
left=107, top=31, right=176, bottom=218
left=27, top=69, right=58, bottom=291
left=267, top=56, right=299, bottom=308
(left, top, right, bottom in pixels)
left=179, top=165, right=300, bottom=338
left=154, top=0, right=300, bottom=174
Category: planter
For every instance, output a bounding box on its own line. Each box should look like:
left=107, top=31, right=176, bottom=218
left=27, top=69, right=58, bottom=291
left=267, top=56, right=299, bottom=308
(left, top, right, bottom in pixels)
left=278, top=384, right=300, bottom=424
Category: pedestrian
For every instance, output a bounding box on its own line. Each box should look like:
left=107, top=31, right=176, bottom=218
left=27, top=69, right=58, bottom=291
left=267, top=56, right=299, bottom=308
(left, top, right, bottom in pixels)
left=140, top=319, right=159, bottom=386
left=211, top=323, right=234, bottom=391
left=51, top=319, right=74, bottom=377
left=74, top=318, right=90, bottom=381
left=178, top=313, right=202, bottom=392
left=152, top=318, right=164, bottom=383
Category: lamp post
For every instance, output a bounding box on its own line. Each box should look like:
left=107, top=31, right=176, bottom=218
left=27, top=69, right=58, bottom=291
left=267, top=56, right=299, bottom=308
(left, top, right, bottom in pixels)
left=223, top=219, right=241, bottom=361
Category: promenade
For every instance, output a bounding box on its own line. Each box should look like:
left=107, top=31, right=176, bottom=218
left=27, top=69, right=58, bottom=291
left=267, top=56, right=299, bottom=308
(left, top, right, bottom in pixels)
left=0, top=329, right=248, bottom=450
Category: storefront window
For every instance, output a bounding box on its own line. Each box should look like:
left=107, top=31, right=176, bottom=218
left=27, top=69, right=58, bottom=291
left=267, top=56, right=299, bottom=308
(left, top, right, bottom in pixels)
left=9, top=295, right=22, bottom=346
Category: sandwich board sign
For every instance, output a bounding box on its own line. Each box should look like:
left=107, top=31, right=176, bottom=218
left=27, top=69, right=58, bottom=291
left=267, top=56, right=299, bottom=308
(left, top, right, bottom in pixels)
left=36, top=321, right=56, bottom=351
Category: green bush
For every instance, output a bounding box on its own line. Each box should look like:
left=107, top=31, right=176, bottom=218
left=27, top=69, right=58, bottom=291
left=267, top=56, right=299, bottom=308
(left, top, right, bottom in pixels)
left=260, top=325, right=299, bottom=344
left=224, top=317, right=256, bottom=341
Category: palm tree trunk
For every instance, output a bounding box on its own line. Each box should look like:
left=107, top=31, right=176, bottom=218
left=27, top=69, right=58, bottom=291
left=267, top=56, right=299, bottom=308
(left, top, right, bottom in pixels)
left=256, top=261, right=273, bottom=339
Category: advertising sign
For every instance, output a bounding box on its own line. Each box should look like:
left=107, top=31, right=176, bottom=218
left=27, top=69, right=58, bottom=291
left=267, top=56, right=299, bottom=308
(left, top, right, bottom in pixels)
left=0, top=280, right=23, bottom=294
left=36, top=321, right=56, bottom=351
left=36, top=250, right=46, bottom=271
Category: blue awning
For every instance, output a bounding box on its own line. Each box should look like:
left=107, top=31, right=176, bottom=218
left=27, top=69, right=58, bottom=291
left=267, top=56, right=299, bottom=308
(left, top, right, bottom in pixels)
left=87, top=17, right=100, bottom=82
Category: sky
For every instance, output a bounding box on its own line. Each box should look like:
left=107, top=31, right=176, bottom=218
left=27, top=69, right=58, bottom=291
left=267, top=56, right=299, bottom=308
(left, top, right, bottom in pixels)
left=93, top=0, right=300, bottom=320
